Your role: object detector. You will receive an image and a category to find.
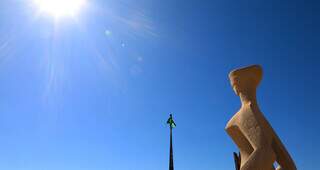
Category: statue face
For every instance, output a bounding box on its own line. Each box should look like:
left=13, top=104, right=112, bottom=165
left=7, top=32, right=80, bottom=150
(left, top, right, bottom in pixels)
left=229, top=65, right=262, bottom=97
left=233, top=84, right=240, bottom=96
left=230, top=77, right=241, bottom=96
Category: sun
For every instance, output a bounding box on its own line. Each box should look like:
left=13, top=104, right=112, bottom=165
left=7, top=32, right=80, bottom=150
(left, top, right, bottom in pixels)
left=33, top=0, right=86, bottom=18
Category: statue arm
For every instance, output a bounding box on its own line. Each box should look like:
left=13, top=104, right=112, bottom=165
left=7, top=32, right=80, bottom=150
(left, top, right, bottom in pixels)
left=274, top=142, right=297, bottom=170
left=239, top=121, right=275, bottom=170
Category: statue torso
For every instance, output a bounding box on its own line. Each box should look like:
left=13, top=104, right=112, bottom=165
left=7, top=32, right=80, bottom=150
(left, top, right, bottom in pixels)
left=226, top=104, right=276, bottom=170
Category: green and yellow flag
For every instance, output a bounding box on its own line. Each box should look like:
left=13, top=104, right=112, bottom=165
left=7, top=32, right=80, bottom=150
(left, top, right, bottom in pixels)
left=167, top=114, right=176, bottom=128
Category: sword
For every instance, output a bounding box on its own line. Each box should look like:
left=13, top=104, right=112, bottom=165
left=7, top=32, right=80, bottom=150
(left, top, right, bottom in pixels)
left=233, top=152, right=241, bottom=170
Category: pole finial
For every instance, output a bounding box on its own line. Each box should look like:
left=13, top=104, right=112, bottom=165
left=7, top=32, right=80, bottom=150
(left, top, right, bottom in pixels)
left=167, top=114, right=176, bottom=128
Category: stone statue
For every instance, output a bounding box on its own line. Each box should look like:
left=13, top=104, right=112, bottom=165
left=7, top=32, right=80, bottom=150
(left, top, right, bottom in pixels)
left=225, top=65, right=297, bottom=170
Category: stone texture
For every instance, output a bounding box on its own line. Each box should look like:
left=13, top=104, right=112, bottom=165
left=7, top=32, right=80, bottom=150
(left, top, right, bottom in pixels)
left=225, top=65, right=297, bottom=170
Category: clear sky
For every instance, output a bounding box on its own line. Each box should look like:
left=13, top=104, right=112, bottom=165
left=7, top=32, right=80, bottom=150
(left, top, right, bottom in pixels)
left=0, top=0, right=319, bottom=169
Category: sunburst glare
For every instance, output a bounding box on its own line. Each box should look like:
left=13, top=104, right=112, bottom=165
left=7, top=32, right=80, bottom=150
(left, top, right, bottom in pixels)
left=33, top=0, right=87, bottom=18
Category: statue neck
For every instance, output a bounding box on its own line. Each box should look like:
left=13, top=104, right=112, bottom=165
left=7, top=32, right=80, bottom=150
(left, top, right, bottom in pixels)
left=239, top=90, right=258, bottom=107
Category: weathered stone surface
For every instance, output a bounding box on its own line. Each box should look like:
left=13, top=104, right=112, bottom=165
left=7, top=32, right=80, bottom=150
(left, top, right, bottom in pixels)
left=225, top=65, right=296, bottom=170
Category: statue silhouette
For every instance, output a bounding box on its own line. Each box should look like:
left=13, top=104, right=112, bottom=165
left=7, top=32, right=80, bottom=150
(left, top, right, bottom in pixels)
left=225, top=65, right=296, bottom=170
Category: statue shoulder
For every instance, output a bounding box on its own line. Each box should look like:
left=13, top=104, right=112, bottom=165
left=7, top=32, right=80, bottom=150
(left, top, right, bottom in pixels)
left=225, top=111, right=240, bottom=130
left=226, top=104, right=259, bottom=130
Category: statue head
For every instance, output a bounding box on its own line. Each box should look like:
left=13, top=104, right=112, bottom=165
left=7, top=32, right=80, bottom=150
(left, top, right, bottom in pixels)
left=229, top=65, right=263, bottom=96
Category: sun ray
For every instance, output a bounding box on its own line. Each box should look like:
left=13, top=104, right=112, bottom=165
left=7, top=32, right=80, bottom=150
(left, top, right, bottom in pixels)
left=33, top=0, right=86, bottom=18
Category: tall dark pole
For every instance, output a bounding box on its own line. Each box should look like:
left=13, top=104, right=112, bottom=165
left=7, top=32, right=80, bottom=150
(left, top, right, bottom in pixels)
left=167, top=114, right=176, bottom=170
left=169, top=126, right=174, bottom=170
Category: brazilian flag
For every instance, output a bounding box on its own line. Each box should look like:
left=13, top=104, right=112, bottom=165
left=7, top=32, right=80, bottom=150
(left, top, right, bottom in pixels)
left=167, top=114, right=176, bottom=128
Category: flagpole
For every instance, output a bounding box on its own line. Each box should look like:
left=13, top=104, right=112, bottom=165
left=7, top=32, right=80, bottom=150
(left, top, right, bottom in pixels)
left=169, top=126, right=174, bottom=170
left=167, top=114, right=175, bottom=170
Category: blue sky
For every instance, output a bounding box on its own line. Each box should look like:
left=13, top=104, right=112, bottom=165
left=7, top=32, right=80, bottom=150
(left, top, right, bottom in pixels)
left=0, top=0, right=319, bottom=169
